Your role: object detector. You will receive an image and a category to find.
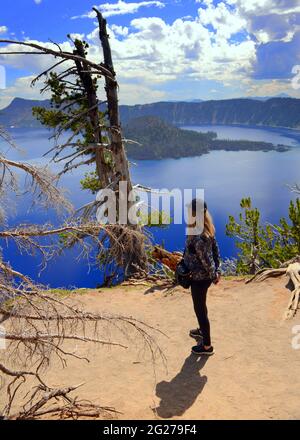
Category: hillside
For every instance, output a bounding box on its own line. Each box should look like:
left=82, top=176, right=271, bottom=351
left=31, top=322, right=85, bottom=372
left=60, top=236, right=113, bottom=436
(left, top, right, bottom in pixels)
left=123, top=116, right=289, bottom=159
left=123, top=116, right=213, bottom=159
left=120, top=98, right=300, bottom=129
left=0, top=97, right=50, bottom=128
left=2, top=277, right=299, bottom=419
left=1, top=97, right=300, bottom=129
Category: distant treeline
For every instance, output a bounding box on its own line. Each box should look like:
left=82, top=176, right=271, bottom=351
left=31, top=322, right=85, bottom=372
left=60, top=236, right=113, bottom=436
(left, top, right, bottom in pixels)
left=210, top=139, right=288, bottom=152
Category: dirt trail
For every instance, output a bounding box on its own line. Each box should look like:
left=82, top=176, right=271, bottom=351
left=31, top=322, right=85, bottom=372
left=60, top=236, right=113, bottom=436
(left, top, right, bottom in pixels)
left=3, top=277, right=300, bottom=419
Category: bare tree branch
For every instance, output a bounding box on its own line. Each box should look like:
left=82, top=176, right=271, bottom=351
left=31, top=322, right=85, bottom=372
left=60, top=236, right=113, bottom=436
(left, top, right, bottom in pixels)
left=0, top=39, right=113, bottom=78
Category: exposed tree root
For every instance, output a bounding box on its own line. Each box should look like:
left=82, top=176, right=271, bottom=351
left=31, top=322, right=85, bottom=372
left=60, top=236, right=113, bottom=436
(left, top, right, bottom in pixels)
left=0, top=255, right=167, bottom=419
left=284, top=263, right=300, bottom=320
left=151, top=246, right=182, bottom=272
left=246, top=259, right=300, bottom=319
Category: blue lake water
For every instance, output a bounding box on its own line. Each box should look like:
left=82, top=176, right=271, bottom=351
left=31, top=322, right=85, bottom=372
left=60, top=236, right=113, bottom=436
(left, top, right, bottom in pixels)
left=1, top=125, right=300, bottom=288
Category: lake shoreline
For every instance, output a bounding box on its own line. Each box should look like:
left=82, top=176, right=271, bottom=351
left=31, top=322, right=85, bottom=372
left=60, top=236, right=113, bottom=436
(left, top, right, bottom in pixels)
left=179, top=123, right=300, bottom=132
left=6, top=122, right=300, bottom=133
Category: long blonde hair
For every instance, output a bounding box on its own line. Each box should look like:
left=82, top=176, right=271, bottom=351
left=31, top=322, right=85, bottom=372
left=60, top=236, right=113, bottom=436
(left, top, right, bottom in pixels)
left=187, top=201, right=216, bottom=238
left=203, top=210, right=216, bottom=238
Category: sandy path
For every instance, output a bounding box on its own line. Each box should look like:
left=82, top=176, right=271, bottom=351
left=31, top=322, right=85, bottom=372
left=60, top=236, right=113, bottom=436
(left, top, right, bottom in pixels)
left=2, top=277, right=299, bottom=419
left=36, top=277, right=300, bottom=420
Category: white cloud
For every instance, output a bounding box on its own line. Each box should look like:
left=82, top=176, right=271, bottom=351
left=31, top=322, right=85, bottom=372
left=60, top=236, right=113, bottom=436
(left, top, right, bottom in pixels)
left=0, top=39, right=74, bottom=73
left=229, top=0, right=300, bottom=43
left=244, top=77, right=300, bottom=99
left=118, top=81, right=166, bottom=104
left=198, top=1, right=247, bottom=39
left=198, top=0, right=300, bottom=84
left=68, top=33, right=85, bottom=40
left=229, top=0, right=300, bottom=16
left=72, top=0, right=165, bottom=19
left=0, top=26, right=8, bottom=34
left=0, top=75, right=50, bottom=110
left=221, top=0, right=300, bottom=81
left=34, top=0, right=42, bottom=4
left=111, top=25, right=129, bottom=37
left=99, top=16, right=254, bottom=84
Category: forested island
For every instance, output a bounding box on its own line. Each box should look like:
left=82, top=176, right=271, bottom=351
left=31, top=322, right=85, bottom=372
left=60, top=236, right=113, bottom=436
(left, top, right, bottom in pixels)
left=124, top=116, right=289, bottom=160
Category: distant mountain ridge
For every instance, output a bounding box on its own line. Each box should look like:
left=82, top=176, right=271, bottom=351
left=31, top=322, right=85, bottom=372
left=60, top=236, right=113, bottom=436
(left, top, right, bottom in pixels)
left=0, top=96, right=300, bottom=129
left=120, top=98, right=300, bottom=129
left=0, top=97, right=50, bottom=128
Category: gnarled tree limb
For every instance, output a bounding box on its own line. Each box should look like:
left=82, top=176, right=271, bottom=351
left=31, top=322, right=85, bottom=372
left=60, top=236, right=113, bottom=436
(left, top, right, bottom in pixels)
left=246, top=260, right=300, bottom=319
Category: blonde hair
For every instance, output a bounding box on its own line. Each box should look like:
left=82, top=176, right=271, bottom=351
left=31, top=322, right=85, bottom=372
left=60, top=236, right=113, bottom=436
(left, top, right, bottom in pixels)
left=203, top=210, right=216, bottom=238
left=188, top=204, right=216, bottom=238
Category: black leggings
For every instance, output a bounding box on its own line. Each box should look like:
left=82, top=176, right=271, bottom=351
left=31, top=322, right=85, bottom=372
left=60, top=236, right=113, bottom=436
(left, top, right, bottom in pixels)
left=191, top=279, right=212, bottom=346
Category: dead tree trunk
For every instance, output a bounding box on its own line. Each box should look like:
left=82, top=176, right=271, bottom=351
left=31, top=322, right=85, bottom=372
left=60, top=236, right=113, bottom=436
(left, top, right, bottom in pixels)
left=93, top=8, right=147, bottom=275
left=94, top=8, right=132, bottom=188
left=73, top=40, right=112, bottom=188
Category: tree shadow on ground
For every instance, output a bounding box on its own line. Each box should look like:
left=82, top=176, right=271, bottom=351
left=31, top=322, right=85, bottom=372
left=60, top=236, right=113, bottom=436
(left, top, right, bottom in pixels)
left=154, top=353, right=209, bottom=418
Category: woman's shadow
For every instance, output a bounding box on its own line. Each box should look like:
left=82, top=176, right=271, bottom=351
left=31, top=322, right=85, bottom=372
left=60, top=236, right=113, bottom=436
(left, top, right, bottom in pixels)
left=154, top=353, right=209, bottom=418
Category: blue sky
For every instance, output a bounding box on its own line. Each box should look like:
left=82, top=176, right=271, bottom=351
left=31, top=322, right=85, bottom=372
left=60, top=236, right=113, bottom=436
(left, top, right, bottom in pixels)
left=0, top=0, right=299, bottom=108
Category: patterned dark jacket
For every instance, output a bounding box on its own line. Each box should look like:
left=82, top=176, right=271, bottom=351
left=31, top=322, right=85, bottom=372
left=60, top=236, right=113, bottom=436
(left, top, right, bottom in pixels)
left=183, top=233, right=221, bottom=281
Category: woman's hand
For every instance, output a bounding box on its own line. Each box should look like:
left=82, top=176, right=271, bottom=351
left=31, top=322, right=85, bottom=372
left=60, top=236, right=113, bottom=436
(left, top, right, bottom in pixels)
left=213, top=273, right=221, bottom=285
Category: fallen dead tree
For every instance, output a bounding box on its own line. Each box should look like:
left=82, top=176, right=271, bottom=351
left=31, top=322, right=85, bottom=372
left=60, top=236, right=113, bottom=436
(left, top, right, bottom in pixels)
left=121, top=246, right=182, bottom=291
left=246, top=256, right=300, bottom=319
left=151, top=246, right=182, bottom=272
left=0, top=129, right=166, bottom=420
left=0, top=223, right=165, bottom=420
left=0, top=277, right=166, bottom=419
left=0, top=227, right=167, bottom=419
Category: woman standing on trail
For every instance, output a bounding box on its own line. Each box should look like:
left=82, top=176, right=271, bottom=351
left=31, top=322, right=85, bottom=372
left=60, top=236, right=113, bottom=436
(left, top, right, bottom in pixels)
left=184, top=198, right=221, bottom=356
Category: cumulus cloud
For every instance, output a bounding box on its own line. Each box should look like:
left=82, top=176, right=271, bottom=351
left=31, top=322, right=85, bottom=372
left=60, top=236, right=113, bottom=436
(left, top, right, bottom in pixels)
left=111, top=25, right=129, bottom=37
left=0, top=26, right=8, bottom=34
left=195, top=1, right=300, bottom=83
left=198, top=1, right=247, bottom=39
left=230, top=0, right=300, bottom=43
left=109, top=16, right=254, bottom=82
left=34, top=0, right=42, bottom=4
left=229, top=0, right=300, bottom=16
left=223, top=1, right=300, bottom=81
left=0, top=39, right=74, bottom=73
left=118, top=81, right=166, bottom=103
left=253, top=31, right=300, bottom=80
left=72, top=0, right=165, bottom=19
left=244, top=78, right=299, bottom=98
